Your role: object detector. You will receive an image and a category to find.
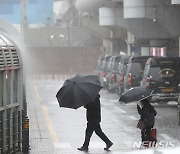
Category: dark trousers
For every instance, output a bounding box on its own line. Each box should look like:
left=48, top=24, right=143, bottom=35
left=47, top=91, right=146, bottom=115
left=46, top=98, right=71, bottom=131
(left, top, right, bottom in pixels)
left=83, top=122, right=111, bottom=148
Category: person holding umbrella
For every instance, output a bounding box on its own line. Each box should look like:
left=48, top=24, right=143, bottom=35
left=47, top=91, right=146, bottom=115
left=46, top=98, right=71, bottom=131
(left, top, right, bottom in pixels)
left=77, top=94, right=113, bottom=152
left=137, top=98, right=157, bottom=147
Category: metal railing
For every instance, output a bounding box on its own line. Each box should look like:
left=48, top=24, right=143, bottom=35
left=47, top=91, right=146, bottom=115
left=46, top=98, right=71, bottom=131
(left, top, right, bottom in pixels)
left=0, top=108, right=23, bottom=153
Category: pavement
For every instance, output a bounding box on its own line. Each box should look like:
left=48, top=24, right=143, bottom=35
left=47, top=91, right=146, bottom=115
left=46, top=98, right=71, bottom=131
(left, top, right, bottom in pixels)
left=26, top=78, right=135, bottom=154
left=26, top=77, right=180, bottom=154
left=27, top=80, right=55, bottom=154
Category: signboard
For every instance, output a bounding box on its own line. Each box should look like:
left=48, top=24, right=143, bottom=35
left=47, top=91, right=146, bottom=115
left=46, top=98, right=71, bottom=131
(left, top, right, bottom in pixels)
left=172, top=0, right=180, bottom=4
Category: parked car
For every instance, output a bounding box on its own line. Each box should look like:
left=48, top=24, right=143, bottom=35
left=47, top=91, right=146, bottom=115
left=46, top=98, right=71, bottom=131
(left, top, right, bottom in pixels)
left=116, top=55, right=130, bottom=95
left=105, top=55, right=116, bottom=89
left=141, top=57, right=180, bottom=103
left=124, top=56, right=152, bottom=91
left=106, top=55, right=122, bottom=92
left=95, top=54, right=105, bottom=77
left=99, top=55, right=112, bottom=87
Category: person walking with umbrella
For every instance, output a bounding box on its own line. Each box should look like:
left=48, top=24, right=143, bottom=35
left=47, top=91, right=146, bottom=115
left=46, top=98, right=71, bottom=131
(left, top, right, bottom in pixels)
left=77, top=94, right=113, bottom=152
left=137, top=98, right=157, bottom=147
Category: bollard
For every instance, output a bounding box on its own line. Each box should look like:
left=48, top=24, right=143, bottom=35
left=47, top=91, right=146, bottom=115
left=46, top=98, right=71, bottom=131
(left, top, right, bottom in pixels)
left=22, top=116, right=29, bottom=153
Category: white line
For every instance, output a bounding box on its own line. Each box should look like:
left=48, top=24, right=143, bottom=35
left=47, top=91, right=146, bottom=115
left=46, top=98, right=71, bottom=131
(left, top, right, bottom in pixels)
left=54, top=143, right=72, bottom=149
left=114, top=107, right=127, bottom=113
left=109, top=100, right=119, bottom=103
left=89, top=142, right=104, bottom=148
left=48, top=101, right=58, bottom=105
left=126, top=103, right=137, bottom=106
left=129, top=116, right=138, bottom=120
left=160, top=134, right=172, bottom=140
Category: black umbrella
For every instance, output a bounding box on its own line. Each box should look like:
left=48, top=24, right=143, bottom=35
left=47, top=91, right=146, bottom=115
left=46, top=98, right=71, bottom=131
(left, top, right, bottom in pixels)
left=56, top=74, right=102, bottom=109
left=119, top=86, right=154, bottom=103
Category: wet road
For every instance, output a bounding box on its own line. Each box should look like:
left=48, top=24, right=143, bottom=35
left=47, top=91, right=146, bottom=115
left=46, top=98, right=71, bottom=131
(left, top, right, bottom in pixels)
left=28, top=78, right=180, bottom=153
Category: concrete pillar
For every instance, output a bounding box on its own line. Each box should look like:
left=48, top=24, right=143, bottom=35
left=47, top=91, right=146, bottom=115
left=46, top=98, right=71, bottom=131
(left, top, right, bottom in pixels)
left=141, top=47, right=149, bottom=56
left=103, top=39, right=113, bottom=54
left=127, top=31, right=135, bottom=55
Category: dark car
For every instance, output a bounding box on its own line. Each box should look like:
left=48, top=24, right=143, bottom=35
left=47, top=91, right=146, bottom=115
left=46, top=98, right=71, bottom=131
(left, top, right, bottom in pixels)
left=141, top=57, right=180, bottom=103
left=106, top=55, right=122, bottom=92
left=99, top=55, right=112, bottom=87
left=124, top=56, right=152, bottom=91
left=116, top=56, right=130, bottom=95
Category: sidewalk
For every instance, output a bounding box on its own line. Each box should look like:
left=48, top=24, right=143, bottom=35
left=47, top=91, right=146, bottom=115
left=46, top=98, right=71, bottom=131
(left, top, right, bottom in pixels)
left=27, top=81, right=55, bottom=154
left=26, top=80, right=135, bottom=154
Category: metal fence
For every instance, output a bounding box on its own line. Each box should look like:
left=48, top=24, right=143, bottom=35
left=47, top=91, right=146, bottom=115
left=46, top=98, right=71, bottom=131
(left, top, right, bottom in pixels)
left=0, top=107, right=23, bottom=153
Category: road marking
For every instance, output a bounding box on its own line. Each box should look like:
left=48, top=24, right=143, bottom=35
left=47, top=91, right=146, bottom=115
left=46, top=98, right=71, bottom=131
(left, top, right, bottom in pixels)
left=114, top=107, right=127, bottom=113
left=33, top=82, right=42, bottom=103
left=33, top=82, right=59, bottom=144
left=54, top=143, right=72, bottom=149
left=48, top=101, right=58, bottom=105
left=42, top=105, right=59, bottom=144
left=129, top=116, right=138, bottom=120
left=126, top=103, right=137, bottom=106
left=160, top=134, right=172, bottom=140
left=89, top=142, right=104, bottom=148
left=159, top=134, right=180, bottom=145
left=109, top=100, right=119, bottom=103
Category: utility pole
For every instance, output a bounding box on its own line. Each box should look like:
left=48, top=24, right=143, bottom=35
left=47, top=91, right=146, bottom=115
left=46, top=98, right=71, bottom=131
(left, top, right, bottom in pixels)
left=21, top=0, right=28, bottom=38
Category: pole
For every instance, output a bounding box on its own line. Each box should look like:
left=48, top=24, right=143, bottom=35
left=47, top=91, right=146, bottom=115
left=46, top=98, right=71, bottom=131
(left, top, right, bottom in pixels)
left=22, top=116, right=29, bottom=153
left=20, top=0, right=28, bottom=38
left=67, top=21, right=71, bottom=47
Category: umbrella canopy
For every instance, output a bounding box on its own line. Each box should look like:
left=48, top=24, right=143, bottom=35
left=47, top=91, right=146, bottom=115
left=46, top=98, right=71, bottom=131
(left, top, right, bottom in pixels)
left=119, top=86, right=154, bottom=103
left=56, top=74, right=102, bottom=109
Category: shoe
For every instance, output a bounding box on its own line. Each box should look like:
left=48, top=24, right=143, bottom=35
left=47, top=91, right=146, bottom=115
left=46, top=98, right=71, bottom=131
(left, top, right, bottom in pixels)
left=104, top=142, right=113, bottom=151
left=77, top=146, right=88, bottom=152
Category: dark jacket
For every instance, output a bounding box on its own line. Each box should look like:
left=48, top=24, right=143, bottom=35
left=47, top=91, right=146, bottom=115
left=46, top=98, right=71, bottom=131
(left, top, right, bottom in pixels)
left=137, top=99, right=157, bottom=128
left=84, top=94, right=101, bottom=124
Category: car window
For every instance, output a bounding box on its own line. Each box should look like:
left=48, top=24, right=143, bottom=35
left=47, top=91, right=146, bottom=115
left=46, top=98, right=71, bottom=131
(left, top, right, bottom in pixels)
left=122, top=58, right=129, bottom=73
left=122, top=64, right=128, bottom=73
left=149, top=67, right=162, bottom=81
left=114, top=58, right=121, bottom=70
left=107, top=57, right=114, bottom=71
left=101, top=57, right=111, bottom=70
left=129, top=62, right=144, bottom=76
left=97, top=56, right=105, bottom=69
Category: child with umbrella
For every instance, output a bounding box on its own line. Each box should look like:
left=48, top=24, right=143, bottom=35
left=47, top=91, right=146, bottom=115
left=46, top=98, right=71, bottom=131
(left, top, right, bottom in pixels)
left=137, top=98, right=157, bottom=147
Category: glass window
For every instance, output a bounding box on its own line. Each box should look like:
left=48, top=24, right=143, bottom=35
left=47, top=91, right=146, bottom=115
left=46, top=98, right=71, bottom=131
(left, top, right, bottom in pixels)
left=0, top=71, right=3, bottom=107
left=13, top=70, right=18, bottom=103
